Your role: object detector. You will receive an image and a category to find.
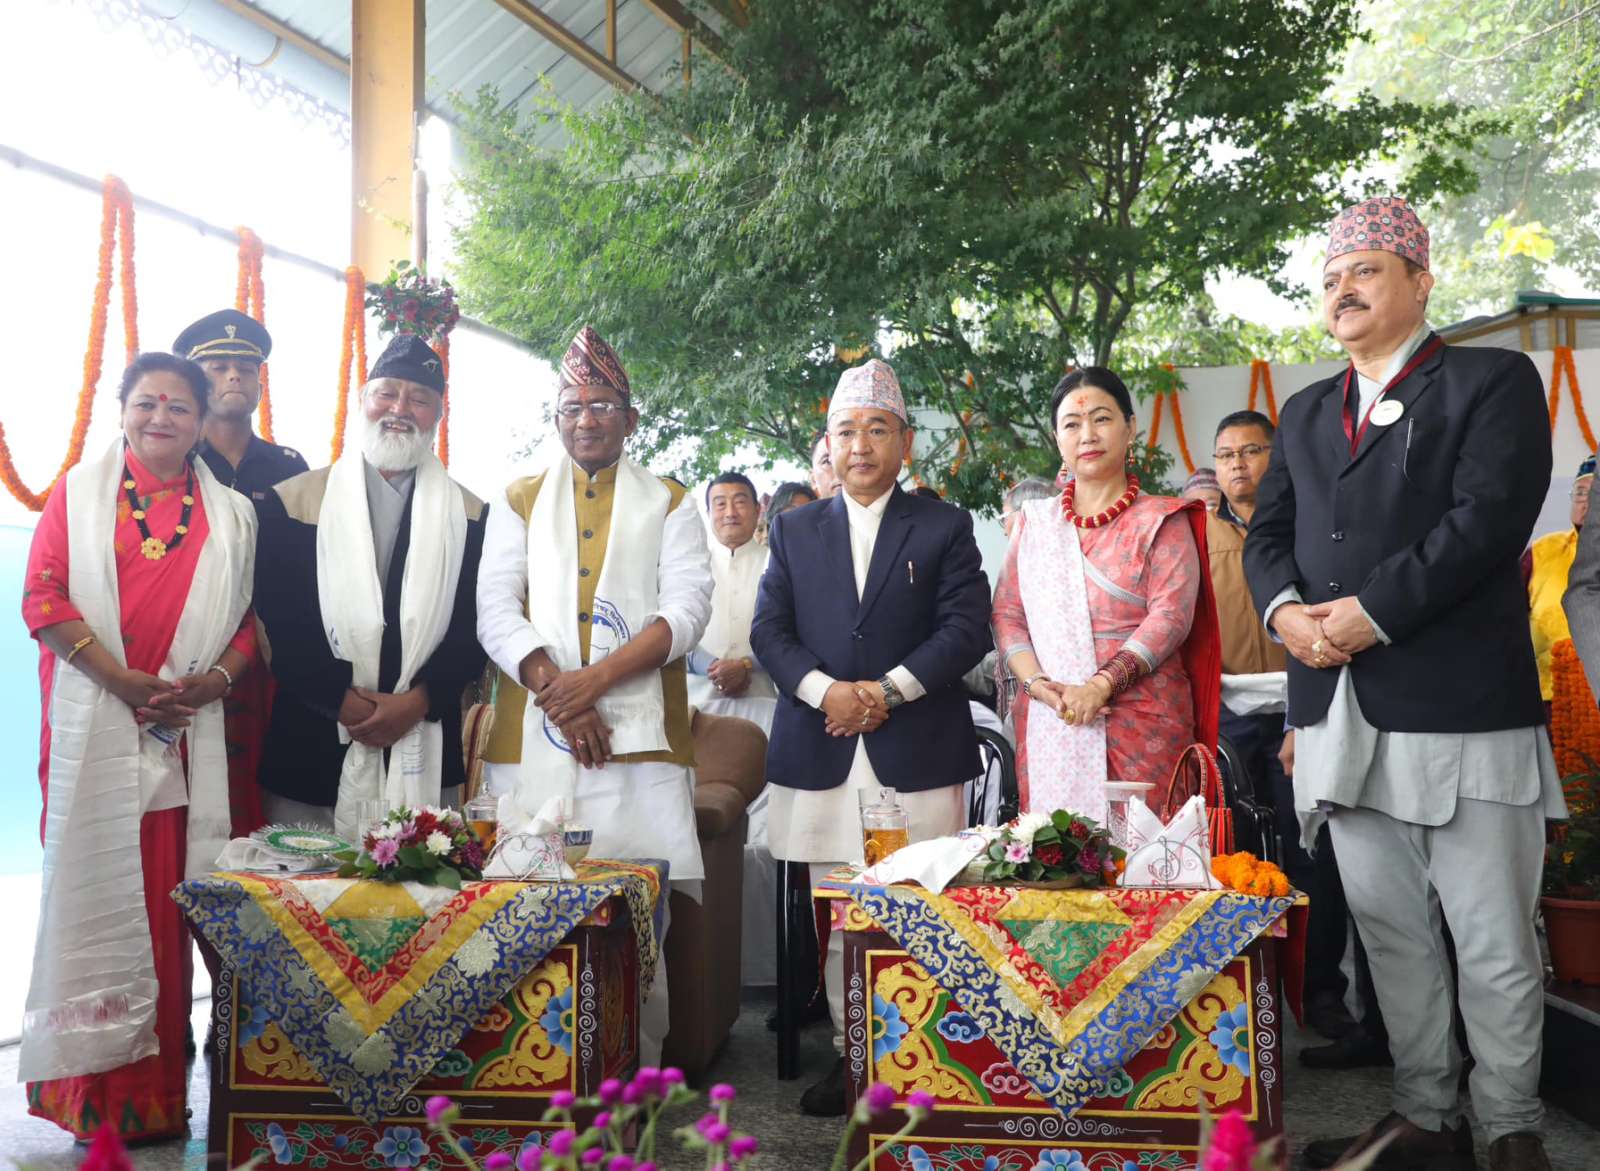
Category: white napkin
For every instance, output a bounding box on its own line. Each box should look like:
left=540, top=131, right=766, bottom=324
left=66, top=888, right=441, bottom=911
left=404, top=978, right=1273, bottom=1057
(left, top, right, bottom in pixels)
left=854, top=830, right=991, bottom=894
left=1220, top=671, right=1288, bottom=716
left=1119, top=795, right=1220, bottom=889
left=483, top=794, right=577, bottom=881
left=215, top=837, right=330, bottom=874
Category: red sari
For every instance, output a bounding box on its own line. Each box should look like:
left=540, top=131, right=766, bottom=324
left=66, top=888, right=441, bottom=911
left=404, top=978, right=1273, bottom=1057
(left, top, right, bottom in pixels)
left=22, top=450, right=254, bottom=1141
left=993, top=493, right=1221, bottom=814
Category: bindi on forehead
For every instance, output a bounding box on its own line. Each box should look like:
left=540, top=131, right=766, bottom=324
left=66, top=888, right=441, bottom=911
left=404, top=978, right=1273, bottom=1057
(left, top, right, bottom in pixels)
left=1064, top=392, right=1111, bottom=416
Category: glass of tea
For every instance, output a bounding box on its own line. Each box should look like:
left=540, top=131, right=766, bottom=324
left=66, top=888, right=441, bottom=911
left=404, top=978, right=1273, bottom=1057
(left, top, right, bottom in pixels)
left=464, top=793, right=498, bottom=854
left=858, top=787, right=910, bottom=867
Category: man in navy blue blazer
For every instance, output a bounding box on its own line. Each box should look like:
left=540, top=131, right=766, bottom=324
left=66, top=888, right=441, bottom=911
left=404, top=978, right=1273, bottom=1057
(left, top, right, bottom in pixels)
left=752, top=358, right=992, bottom=1114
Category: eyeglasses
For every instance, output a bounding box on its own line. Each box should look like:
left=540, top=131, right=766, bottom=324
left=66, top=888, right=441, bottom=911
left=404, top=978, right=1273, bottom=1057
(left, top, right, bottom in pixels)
left=1213, top=443, right=1271, bottom=464
left=555, top=401, right=625, bottom=420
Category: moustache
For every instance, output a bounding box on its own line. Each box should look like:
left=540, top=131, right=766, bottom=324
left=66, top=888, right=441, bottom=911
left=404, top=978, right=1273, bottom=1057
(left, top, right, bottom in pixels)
left=1336, top=298, right=1368, bottom=314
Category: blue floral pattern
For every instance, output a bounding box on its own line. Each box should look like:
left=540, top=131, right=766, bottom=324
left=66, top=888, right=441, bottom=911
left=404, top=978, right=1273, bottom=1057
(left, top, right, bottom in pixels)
left=265, top=1121, right=294, bottom=1164
left=1030, top=1152, right=1088, bottom=1171
left=539, top=987, right=575, bottom=1054
left=374, top=1125, right=428, bottom=1168
left=238, top=1001, right=272, bottom=1047
left=872, top=993, right=911, bottom=1062
left=1208, top=1002, right=1252, bottom=1076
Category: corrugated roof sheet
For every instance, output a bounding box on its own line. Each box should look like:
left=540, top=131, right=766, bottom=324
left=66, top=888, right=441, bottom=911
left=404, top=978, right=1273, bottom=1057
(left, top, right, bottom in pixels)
left=239, top=0, right=714, bottom=138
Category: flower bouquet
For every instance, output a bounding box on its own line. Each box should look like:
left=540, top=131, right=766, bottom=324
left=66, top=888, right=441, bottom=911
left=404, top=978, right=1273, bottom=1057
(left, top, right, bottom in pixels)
left=980, top=809, right=1125, bottom=889
left=334, top=805, right=484, bottom=888
left=365, top=259, right=461, bottom=343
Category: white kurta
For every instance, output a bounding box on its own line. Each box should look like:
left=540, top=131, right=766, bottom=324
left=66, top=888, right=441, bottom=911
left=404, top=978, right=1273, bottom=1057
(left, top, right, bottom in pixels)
left=766, top=487, right=965, bottom=864
left=687, top=537, right=777, bottom=719
left=474, top=467, right=712, bottom=881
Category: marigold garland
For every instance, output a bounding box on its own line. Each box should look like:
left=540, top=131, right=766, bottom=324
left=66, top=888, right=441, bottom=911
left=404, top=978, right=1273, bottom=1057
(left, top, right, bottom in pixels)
left=1211, top=851, right=1291, bottom=898
left=0, top=175, right=137, bottom=510
left=234, top=227, right=275, bottom=442
left=1549, top=639, right=1600, bottom=780
left=1247, top=359, right=1279, bottom=425
left=1547, top=346, right=1596, bottom=453
left=331, top=266, right=368, bottom=463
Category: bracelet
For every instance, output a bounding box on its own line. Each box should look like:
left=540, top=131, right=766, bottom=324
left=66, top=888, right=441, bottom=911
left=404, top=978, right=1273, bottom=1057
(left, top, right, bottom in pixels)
left=1022, top=672, right=1049, bottom=698
left=65, top=635, right=97, bottom=665
left=208, top=663, right=235, bottom=695
left=1095, top=650, right=1146, bottom=698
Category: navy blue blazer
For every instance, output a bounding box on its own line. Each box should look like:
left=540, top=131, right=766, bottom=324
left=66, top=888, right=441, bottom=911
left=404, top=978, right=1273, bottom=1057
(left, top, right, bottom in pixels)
left=751, top=485, right=993, bottom=793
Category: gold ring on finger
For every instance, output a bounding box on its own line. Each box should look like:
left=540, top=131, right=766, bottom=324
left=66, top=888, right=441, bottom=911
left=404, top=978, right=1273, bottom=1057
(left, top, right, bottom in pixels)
left=1311, top=639, right=1324, bottom=654
left=860, top=713, right=869, bottom=726
left=1064, top=708, right=1078, bottom=724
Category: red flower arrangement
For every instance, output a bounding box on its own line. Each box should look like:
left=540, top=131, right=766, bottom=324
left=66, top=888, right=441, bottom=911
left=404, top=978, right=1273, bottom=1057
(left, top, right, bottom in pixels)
left=366, top=259, right=461, bottom=344
left=334, top=804, right=483, bottom=888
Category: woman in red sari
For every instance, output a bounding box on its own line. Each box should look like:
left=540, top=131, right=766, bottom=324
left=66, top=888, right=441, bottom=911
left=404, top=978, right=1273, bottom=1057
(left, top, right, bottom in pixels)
left=21, top=353, right=257, bottom=1142
left=992, top=367, right=1220, bottom=821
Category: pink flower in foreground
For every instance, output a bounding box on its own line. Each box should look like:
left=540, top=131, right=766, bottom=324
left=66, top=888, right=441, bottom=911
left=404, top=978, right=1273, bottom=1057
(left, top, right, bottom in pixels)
left=1005, top=840, right=1031, bottom=864
left=864, top=1082, right=897, bottom=1114
left=729, top=1136, right=759, bottom=1161
left=371, top=838, right=400, bottom=867
left=1203, top=1109, right=1259, bottom=1171
left=424, top=1095, right=453, bottom=1125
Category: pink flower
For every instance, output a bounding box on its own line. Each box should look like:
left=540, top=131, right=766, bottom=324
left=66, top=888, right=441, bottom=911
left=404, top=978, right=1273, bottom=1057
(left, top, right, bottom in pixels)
left=485, top=1155, right=513, bottom=1171
left=1005, top=840, right=1031, bottom=864
left=550, top=1090, right=575, bottom=1110
left=1203, top=1110, right=1259, bottom=1171
left=864, top=1081, right=897, bottom=1114
left=424, top=1095, right=454, bottom=1125
left=729, top=1136, right=759, bottom=1161
left=703, top=1121, right=731, bottom=1145
left=709, top=1083, right=736, bottom=1103
left=547, top=1131, right=576, bottom=1157
left=598, top=1078, right=623, bottom=1104
left=906, top=1090, right=935, bottom=1112
left=371, top=838, right=400, bottom=867
left=593, top=1112, right=611, bottom=1130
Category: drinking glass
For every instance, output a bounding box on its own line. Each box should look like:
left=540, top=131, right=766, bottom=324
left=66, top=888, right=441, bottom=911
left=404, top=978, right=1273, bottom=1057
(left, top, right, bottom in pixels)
left=858, top=788, right=910, bottom=866
left=464, top=794, right=499, bottom=853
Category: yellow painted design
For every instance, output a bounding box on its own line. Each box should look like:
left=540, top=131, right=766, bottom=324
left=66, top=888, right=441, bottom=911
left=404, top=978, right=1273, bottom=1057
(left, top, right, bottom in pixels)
left=473, top=957, right=572, bottom=1089
left=231, top=873, right=525, bottom=1035
left=833, top=901, right=878, bottom=932
left=1132, top=972, right=1247, bottom=1110
left=872, top=961, right=981, bottom=1105
left=240, top=1021, right=319, bottom=1082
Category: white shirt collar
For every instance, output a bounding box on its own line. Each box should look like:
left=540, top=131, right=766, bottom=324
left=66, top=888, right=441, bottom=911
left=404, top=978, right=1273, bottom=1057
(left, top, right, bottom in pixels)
left=1357, top=319, right=1434, bottom=395
left=842, top=485, right=896, bottom=521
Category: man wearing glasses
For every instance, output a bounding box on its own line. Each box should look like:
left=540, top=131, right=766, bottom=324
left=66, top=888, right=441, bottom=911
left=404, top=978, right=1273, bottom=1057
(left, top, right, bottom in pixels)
left=475, top=325, right=712, bottom=1067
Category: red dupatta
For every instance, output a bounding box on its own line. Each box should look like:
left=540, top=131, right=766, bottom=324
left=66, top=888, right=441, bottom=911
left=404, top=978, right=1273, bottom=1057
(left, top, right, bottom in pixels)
left=1173, top=498, right=1222, bottom=750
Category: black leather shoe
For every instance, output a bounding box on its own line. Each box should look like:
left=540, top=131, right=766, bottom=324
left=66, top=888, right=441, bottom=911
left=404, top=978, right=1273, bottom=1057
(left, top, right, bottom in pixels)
left=1306, top=993, right=1360, bottom=1041
left=1299, top=1029, right=1393, bottom=1070
left=799, top=1057, right=847, bottom=1117
left=1488, top=1132, right=1551, bottom=1171
left=1303, top=1111, right=1475, bottom=1170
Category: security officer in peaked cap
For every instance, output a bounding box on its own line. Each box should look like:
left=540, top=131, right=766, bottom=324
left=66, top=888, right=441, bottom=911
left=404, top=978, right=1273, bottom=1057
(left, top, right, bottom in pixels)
left=174, top=308, right=308, bottom=501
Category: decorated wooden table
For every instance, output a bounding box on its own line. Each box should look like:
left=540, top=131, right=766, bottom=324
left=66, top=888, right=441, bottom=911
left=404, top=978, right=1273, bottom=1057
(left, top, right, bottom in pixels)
left=817, top=875, right=1301, bottom=1171
left=175, top=860, right=665, bottom=1169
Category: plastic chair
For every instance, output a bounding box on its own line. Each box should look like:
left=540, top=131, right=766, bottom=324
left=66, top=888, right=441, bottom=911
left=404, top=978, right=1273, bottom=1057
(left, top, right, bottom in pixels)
left=970, top=726, right=1019, bottom=826
left=1215, top=733, right=1282, bottom=865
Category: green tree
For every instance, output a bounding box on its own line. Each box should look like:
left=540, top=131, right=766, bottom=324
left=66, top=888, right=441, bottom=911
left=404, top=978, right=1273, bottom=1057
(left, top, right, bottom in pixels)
left=1342, top=0, right=1600, bottom=323
left=453, top=0, right=1475, bottom=511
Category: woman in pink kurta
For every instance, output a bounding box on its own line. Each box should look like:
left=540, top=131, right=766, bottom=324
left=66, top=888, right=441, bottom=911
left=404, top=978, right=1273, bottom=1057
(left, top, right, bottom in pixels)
left=993, top=367, right=1220, bottom=819
left=23, top=355, right=255, bottom=1142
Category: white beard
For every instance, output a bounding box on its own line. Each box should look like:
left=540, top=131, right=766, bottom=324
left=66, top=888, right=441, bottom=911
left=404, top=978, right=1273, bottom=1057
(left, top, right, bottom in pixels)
left=361, top=416, right=436, bottom=472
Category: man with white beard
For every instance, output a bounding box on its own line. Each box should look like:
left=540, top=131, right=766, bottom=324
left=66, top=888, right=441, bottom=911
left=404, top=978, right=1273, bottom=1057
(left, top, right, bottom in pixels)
left=252, top=335, right=488, bottom=834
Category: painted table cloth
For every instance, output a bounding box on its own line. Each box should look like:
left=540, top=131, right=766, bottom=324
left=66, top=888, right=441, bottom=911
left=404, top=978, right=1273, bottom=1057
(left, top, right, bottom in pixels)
left=175, top=861, right=664, bottom=1125
left=818, top=877, right=1297, bottom=1171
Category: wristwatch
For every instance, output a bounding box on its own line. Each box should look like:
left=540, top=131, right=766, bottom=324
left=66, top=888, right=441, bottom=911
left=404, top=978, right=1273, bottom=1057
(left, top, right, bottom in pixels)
left=877, top=674, right=906, bottom=710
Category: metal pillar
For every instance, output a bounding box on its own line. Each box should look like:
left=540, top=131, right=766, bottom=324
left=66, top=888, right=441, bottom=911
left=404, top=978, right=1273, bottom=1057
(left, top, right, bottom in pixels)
left=350, top=0, right=424, bottom=277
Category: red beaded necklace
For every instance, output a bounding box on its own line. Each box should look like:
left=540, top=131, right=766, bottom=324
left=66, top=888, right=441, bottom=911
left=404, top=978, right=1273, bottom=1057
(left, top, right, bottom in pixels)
left=1062, top=474, right=1140, bottom=529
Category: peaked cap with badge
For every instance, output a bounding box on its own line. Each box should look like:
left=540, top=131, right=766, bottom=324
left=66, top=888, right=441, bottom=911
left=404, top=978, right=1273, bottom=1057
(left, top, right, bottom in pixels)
left=368, top=334, right=447, bottom=395
left=558, top=326, right=631, bottom=397
left=173, top=308, right=272, bottom=363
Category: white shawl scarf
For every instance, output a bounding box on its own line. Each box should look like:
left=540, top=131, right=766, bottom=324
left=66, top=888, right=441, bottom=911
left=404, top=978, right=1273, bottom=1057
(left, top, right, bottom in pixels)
left=1017, top=498, right=1109, bottom=822
left=21, top=441, right=254, bottom=1081
left=517, top=455, right=671, bottom=805
left=316, top=450, right=467, bottom=841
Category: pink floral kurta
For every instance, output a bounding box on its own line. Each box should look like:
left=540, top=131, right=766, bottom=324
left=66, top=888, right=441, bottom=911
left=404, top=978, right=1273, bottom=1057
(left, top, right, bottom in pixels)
left=993, top=494, right=1202, bottom=814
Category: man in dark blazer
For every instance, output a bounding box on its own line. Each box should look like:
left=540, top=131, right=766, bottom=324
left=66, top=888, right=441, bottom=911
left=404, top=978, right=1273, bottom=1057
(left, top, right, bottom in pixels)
left=752, top=359, right=991, bottom=1116
left=1244, top=197, right=1564, bottom=1171
left=253, top=336, right=487, bottom=834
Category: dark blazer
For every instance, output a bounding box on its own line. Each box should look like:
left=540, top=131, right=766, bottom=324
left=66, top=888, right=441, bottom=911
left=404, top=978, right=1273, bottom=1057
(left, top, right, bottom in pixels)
left=253, top=467, right=488, bottom=805
left=751, top=485, right=993, bottom=792
left=1243, top=338, right=1549, bottom=732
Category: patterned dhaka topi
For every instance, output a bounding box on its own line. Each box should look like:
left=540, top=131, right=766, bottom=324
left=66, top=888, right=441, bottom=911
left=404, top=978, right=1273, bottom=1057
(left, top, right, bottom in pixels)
left=559, top=325, right=631, bottom=397
left=1325, top=195, right=1430, bottom=270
